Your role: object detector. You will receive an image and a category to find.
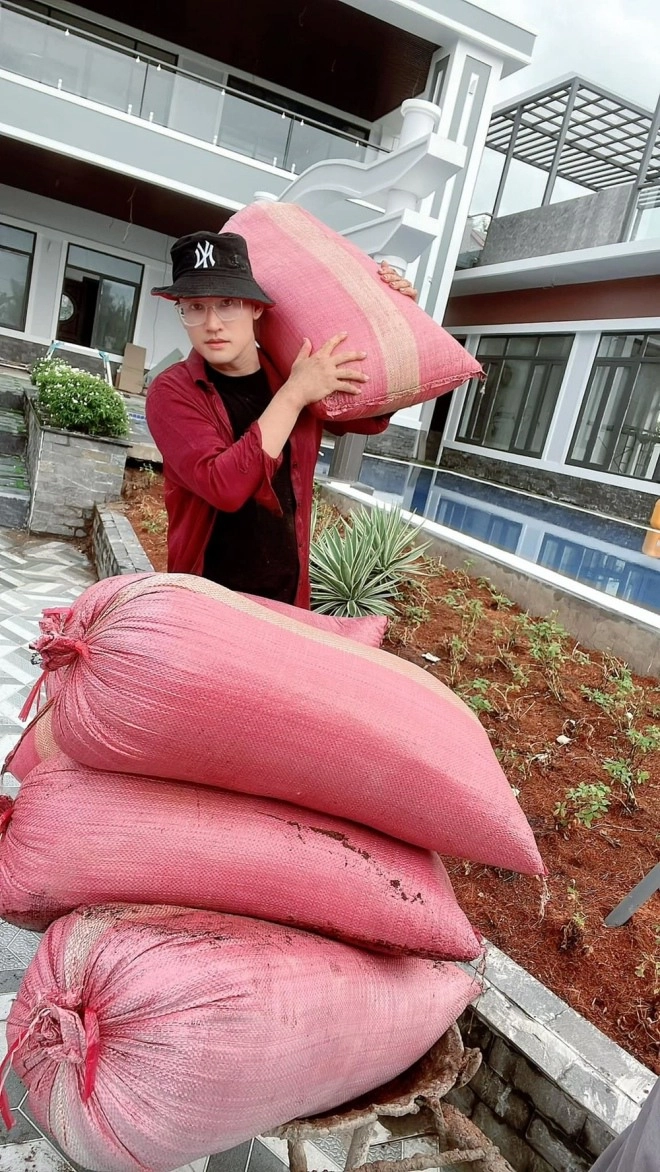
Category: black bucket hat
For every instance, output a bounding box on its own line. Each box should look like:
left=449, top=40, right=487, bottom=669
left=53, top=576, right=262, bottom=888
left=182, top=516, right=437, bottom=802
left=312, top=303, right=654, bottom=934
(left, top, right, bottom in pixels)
left=151, top=231, right=274, bottom=305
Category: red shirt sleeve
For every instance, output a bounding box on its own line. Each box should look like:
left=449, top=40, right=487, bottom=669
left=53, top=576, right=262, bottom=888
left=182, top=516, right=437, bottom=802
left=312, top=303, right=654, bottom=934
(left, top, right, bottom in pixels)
left=146, top=376, right=283, bottom=514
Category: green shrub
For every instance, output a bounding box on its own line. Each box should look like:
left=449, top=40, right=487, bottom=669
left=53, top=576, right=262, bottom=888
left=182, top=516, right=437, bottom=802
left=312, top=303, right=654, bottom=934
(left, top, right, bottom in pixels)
left=310, top=505, right=428, bottom=618
left=31, top=358, right=129, bottom=439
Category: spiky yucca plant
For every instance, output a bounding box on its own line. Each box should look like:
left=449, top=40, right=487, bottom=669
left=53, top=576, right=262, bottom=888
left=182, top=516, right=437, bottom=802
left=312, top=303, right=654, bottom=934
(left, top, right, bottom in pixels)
left=310, top=504, right=429, bottom=618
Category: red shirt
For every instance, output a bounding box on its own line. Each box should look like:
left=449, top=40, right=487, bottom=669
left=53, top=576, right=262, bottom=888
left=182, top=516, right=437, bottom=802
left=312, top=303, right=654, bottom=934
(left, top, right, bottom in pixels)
left=145, top=349, right=388, bottom=608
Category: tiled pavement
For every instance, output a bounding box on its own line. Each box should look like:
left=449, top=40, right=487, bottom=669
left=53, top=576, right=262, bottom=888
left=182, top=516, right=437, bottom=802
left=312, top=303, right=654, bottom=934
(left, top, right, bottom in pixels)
left=0, top=528, right=356, bottom=1172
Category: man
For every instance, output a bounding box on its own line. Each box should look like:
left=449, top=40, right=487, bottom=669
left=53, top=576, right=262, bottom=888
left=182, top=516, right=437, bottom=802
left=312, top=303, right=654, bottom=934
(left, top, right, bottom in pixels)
left=146, top=230, right=414, bottom=607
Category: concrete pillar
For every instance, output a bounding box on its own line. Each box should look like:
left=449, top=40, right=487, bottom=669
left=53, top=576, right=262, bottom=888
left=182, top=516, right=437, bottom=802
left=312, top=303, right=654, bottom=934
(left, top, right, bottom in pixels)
left=419, top=42, right=504, bottom=323
left=328, top=431, right=369, bottom=481
left=543, top=333, right=600, bottom=465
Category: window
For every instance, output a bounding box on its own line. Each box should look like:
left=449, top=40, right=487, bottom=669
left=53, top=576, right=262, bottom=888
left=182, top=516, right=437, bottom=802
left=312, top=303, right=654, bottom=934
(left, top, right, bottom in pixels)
left=57, top=245, right=143, bottom=355
left=568, top=333, right=660, bottom=481
left=457, top=335, right=573, bottom=457
left=0, top=224, right=35, bottom=331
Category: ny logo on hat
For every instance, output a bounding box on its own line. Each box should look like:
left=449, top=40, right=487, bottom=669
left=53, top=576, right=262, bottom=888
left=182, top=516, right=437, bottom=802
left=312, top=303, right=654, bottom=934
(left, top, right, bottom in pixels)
left=194, top=240, right=216, bottom=269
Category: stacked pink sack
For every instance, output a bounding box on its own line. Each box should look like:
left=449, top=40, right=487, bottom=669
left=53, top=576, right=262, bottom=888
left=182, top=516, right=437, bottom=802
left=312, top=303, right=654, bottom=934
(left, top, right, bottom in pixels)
left=0, top=574, right=544, bottom=1172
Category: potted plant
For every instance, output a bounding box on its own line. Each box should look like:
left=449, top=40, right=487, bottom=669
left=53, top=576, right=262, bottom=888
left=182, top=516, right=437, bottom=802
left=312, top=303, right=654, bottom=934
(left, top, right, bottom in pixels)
left=26, top=358, right=131, bottom=538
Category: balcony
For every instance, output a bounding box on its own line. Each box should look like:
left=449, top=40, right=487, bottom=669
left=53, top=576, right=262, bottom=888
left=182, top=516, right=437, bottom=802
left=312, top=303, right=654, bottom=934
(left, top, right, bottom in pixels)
left=457, top=77, right=660, bottom=271
left=0, top=0, right=384, bottom=208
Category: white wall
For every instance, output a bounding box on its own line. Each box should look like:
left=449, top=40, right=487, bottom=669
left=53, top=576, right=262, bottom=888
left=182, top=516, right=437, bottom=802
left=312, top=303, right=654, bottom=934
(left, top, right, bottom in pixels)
left=0, top=183, right=189, bottom=365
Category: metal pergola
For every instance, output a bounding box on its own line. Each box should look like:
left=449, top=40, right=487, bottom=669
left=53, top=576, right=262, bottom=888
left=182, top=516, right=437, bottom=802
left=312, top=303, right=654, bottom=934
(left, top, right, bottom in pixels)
left=487, top=76, right=660, bottom=236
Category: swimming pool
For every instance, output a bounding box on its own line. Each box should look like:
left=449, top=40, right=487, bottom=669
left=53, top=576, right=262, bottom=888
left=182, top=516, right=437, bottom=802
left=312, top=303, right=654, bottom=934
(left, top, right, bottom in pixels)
left=316, top=449, right=660, bottom=616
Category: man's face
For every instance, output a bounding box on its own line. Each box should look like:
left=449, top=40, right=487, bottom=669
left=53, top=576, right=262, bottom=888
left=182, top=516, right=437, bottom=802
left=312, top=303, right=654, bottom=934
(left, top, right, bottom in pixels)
left=178, top=298, right=263, bottom=372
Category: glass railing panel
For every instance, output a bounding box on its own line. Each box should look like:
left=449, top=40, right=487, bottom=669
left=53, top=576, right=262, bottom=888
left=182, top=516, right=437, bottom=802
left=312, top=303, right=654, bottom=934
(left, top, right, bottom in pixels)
left=286, top=120, right=369, bottom=172
left=0, top=0, right=384, bottom=172
left=166, top=72, right=224, bottom=142
left=217, top=93, right=290, bottom=167
left=140, top=63, right=175, bottom=127
left=0, top=6, right=49, bottom=85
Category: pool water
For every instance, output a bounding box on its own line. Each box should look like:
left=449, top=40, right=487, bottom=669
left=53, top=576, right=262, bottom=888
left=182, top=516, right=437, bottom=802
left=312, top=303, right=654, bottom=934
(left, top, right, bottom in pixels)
left=316, top=449, right=660, bottom=616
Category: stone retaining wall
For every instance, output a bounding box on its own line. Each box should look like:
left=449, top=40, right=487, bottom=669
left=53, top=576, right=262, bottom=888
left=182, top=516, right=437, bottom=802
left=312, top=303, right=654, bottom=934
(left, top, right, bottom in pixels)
left=366, top=424, right=420, bottom=460
left=439, top=448, right=659, bottom=528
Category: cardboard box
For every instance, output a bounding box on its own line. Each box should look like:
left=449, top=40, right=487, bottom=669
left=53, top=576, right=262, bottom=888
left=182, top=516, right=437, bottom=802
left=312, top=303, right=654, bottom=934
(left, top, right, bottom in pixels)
left=117, top=343, right=146, bottom=395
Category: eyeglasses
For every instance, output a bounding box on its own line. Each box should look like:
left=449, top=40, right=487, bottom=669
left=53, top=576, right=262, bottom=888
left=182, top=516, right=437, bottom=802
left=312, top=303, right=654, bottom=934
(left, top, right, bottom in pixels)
left=177, top=298, right=244, bottom=326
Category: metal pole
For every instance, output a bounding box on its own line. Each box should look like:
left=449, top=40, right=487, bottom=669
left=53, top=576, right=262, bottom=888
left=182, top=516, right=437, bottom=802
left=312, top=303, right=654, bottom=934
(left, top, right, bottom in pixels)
left=491, top=105, right=523, bottom=219
left=620, top=89, right=660, bottom=242
left=541, top=77, right=580, bottom=206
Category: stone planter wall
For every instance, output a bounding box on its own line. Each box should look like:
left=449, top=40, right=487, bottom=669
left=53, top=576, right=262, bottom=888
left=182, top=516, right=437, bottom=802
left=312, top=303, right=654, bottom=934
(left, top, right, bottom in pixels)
left=92, top=506, right=154, bottom=578
left=25, top=394, right=130, bottom=538
left=447, top=944, right=655, bottom=1171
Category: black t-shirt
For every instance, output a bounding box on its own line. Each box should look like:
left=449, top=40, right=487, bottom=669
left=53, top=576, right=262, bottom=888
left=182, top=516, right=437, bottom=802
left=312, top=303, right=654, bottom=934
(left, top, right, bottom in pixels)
left=202, top=364, right=300, bottom=604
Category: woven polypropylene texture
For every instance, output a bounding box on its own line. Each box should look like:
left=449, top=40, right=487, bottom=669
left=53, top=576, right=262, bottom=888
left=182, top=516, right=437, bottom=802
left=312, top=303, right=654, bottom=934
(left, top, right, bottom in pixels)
left=242, top=593, right=387, bottom=646
left=8, top=906, right=480, bottom=1172
left=0, top=754, right=481, bottom=959
left=32, top=573, right=543, bottom=874
left=223, top=202, right=483, bottom=422
left=3, top=701, right=57, bottom=784
left=5, top=589, right=386, bottom=782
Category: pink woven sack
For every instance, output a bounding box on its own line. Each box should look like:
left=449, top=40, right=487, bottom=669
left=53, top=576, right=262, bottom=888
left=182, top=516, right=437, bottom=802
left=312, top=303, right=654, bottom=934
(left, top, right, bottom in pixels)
left=4, top=590, right=385, bottom=784
left=0, top=754, right=481, bottom=959
left=242, top=593, right=387, bottom=646
left=25, top=573, right=543, bottom=873
left=3, top=701, right=56, bottom=784
left=27, top=588, right=386, bottom=712
left=223, top=202, right=482, bottom=421
left=6, top=905, right=480, bottom=1172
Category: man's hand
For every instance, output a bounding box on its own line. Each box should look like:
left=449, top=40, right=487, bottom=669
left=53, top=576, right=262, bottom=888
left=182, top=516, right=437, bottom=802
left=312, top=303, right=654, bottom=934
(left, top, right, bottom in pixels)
left=280, top=334, right=368, bottom=410
left=377, top=260, right=418, bottom=302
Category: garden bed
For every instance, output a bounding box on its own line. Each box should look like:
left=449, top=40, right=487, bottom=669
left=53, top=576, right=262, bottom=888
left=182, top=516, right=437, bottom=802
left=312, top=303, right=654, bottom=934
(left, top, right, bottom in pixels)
left=119, top=466, right=660, bottom=1074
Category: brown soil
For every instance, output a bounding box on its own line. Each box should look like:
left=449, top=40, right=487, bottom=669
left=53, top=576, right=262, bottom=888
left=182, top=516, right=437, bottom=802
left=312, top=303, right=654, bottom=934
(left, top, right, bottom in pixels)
left=121, top=467, right=168, bottom=571
left=119, top=467, right=660, bottom=1073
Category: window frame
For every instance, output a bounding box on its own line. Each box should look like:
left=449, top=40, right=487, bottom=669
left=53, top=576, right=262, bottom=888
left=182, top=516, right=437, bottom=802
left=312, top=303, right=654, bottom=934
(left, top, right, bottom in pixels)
left=456, top=334, right=573, bottom=459
left=0, top=222, right=36, bottom=332
left=567, top=332, right=660, bottom=481
left=58, top=243, right=143, bottom=355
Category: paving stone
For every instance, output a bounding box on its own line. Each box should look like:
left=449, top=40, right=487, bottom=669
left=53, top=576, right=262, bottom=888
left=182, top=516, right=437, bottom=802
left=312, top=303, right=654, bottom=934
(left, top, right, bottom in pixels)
left=560, top=1063, right=644, bottom=1136
left=552, top=1009, right=655, bottom=1098
left=206, top=1150, right=253, bottom=1172
left=0, top=1139, right=72, bottom=1171
left=481, top=945, right=566, bottom=1026
left=247, top=1140, right=288, bottom=1172
left=0, top=971, right=24, bottom=996
left=0, top=1108, right=40, bottom=1146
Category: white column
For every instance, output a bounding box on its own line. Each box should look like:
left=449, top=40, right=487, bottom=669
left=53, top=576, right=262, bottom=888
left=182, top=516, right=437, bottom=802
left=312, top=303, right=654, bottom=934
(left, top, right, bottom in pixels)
left=543, top=332, right=600, bottom=465
left=437, top=333, right=480, bottom=458
left=421, top=42, right=503, bottom=322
